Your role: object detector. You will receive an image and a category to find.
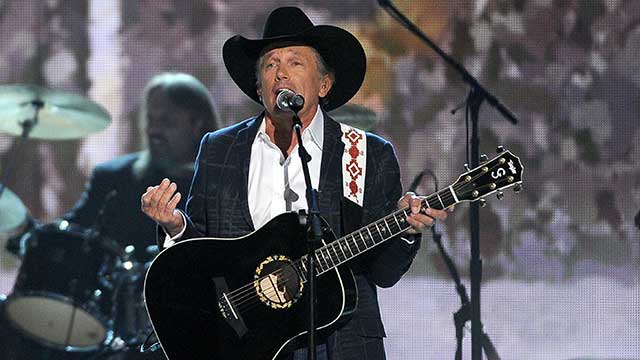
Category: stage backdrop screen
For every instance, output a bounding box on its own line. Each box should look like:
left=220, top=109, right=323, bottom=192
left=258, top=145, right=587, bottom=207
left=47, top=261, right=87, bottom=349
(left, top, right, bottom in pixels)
left=0, top=1, right=638, bottom=359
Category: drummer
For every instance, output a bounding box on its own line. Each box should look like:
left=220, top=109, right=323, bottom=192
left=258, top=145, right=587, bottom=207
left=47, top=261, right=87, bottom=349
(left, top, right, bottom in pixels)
left=63, top=72, right=219, bottom=262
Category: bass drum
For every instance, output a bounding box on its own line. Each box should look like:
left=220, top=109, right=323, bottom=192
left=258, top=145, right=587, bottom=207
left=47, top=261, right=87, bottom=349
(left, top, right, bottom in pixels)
left=0, top=295, right=89, bottom=359
left=4, top=221, right=121, bottom=352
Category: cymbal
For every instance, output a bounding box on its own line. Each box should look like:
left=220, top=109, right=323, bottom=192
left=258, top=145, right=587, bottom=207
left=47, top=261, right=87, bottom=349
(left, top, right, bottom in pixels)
left=0, top=186, right=29, bottom=234
left=328, top=103, right=378, bottom=131
left=0, top=84, right=111, bottom=140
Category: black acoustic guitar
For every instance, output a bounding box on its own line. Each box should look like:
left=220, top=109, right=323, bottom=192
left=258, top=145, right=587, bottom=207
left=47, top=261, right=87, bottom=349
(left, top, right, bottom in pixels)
left=144, top=148, right=524, bottom=359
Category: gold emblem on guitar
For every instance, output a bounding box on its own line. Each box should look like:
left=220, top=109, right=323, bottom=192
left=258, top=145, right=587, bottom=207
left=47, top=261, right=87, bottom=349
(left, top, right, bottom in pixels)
left=254, top=255, right=303, bottom=309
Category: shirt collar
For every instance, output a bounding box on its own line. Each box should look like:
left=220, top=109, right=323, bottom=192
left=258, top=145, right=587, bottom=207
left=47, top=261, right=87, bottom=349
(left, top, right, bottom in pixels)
left=256, top=105, right=324, bottom=151
left=306, top=105, right=324, bottom=151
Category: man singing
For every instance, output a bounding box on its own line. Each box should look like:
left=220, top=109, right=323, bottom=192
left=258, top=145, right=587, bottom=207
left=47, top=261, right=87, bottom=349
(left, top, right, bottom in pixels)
left=142, top=7, right=449, bottom=360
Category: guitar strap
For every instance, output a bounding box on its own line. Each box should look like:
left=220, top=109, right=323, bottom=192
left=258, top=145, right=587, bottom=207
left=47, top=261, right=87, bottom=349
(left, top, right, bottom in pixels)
left=339, top=123, right=366, bottom=234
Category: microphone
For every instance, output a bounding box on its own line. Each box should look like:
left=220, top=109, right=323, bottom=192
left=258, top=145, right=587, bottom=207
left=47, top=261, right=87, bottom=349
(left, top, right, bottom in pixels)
left=276, top=89, right=305, bottom=112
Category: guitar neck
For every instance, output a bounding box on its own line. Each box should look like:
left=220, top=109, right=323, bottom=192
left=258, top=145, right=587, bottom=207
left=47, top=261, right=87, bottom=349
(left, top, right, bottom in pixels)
left=292, top=148, right=524, bottom=281
left=293, top=185, right=460, bottom=281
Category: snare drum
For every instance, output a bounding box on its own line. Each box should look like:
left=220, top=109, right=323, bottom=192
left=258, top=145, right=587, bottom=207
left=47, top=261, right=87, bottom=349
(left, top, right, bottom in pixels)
left=5, top=220, right=121, bottom=351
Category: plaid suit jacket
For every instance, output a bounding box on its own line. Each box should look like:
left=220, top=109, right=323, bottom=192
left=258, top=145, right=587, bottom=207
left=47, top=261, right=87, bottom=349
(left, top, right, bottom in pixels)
left=178, top=112, right=421, bottom=358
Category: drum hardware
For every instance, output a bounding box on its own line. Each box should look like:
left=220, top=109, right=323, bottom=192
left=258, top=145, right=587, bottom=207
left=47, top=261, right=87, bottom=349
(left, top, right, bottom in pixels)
left=0, top=84, right=111, bottom=140
left=78, top=243, right=160, bottom=359
left=4, top=221, right=121, bottom=352
left=0, top=186, right=34, bottom=269
left=0, top=83, right=111, bottom=207
left=0, top=83, right=112, bottom=240
left=3, top=227, right=161, bottom=358
left=64, top=278, right=85, bottom=350
left=0, top=186, right=29, bottom=235
left=112, top=245, right=153, bottom=346
left=0, top=84, right=120, bottom=357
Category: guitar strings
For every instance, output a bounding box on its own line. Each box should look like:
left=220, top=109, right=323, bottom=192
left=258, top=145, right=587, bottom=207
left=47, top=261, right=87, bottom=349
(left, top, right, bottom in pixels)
left=232, top=208, right=448, bottom=312
left=232, top=220, right=416, bottom=314
left=227, top=213, right=413, bottom=312
left=229, top=203, right=448, bottom=312
left=225, top=207, right=414, bottom=308
left=226, top=169, right=492, bottom=313
left=223, top=210, right=411, bottom=306
left=223, top=160, right=510, bottom=313
left=227, top=177, right=481, bottom=313
left=231, top=202, right=454, bottom=313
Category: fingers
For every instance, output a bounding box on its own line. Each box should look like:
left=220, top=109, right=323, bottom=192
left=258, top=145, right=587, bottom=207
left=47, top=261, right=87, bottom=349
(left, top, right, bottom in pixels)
left=141, top=178, right=180, bottom=223
left=398, top=191, right=454, bottom=234
left=159, top=182, right=177, bottom=213
left=166, top=191, right=181, bottom=213
left=425, top=208, right=448, bottom=221
left=406, top=212, right=434, bottom=230
left=150, top=179, right=172, bottom=209
left=141, top=187, right=155, bottom=212
left=397, top=192, right=411, bottom=208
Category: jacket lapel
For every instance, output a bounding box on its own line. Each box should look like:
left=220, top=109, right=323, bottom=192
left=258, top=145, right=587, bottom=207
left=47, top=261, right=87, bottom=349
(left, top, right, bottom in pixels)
left=232, top=114, right=263, bottom=232
left=318, top=113, right=345, bottom=234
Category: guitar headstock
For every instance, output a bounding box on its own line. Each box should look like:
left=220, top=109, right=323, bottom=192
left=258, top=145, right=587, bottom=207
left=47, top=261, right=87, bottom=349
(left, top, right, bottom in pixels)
left=452, top=147, right=524, bottom=203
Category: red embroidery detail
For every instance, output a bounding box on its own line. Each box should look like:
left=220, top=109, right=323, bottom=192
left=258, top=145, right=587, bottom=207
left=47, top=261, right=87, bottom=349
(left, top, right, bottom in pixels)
left=344, top=129, right=364, bottom=199
left=348, top=145, right=359, bottom=159
left=345, top=129, right=363, bottom=144
left=349, top=180, right=359, bottom=195
left=346, top=160, right=362, bottom=178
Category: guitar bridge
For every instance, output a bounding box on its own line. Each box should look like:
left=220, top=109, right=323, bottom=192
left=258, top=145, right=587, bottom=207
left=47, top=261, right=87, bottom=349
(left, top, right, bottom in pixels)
left=213, top=277, right=248, bottom=338
left=218, top=292, right=238, bottom=320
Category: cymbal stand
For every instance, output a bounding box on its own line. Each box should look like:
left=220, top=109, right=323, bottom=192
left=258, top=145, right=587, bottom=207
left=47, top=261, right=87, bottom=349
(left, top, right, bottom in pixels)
left=0, top=100, right=42, bottom=198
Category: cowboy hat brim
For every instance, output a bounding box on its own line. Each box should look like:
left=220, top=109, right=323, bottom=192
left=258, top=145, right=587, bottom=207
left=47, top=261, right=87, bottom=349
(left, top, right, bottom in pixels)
left=223, top=23, right=366, bottom=111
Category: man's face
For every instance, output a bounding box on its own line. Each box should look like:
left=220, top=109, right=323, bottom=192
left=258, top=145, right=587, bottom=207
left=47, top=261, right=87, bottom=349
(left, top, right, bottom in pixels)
left=145, top=88, right=201, bottom=167
left=257, top=46, right=332, bottom=119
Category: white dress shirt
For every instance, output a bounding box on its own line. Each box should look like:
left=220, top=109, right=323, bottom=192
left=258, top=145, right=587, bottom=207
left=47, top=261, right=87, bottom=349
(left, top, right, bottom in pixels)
left=248, top=106, right=324, bottom=229
left=164, top=106, right=324, bottom=247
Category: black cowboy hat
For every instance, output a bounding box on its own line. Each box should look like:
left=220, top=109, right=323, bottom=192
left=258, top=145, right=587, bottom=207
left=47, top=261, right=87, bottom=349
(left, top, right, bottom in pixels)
left=222, top=6, right=366, bottom=111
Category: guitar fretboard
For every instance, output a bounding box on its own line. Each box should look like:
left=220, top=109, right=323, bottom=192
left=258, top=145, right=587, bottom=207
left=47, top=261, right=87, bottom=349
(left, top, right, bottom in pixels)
left=292, top=186, right=459, bottom=281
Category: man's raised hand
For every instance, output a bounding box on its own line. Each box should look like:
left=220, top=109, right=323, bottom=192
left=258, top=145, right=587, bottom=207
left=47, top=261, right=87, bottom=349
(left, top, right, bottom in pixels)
left=141, top=178, right=184, bottom=237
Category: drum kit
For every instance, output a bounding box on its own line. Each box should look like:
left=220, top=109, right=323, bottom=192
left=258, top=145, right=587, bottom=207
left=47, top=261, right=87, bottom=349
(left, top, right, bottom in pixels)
left=0, top=84, right=160, bottom=359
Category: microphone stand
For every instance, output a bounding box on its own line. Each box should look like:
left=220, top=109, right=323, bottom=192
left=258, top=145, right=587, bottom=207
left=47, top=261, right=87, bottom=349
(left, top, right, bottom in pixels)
left=378, top=1, right=519, bottom=358
left=433, top=221, right=501, bottom=360
left=0, top=100, right=40, bottom=199
left=290, top=106, right=323, bottom=360
left=412, top=170, right=501, bottom=360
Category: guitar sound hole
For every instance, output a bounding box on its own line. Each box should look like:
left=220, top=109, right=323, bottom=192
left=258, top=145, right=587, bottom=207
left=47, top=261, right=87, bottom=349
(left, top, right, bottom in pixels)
left=254, top=256, right=303, bottom=309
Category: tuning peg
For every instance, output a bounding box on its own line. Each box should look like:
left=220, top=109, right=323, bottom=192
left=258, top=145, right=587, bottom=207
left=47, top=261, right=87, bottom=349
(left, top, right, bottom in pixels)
left=479, top=199, right=487, bottom=208
left=496, top=146, right=505, bottom=153
left=513, top=184, right=522, bottom=193
left=464, top=163, right=470, bottom=171
left=496, top=191, right=504, bottom=200
left=480, top=154, right=488, bottom=163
